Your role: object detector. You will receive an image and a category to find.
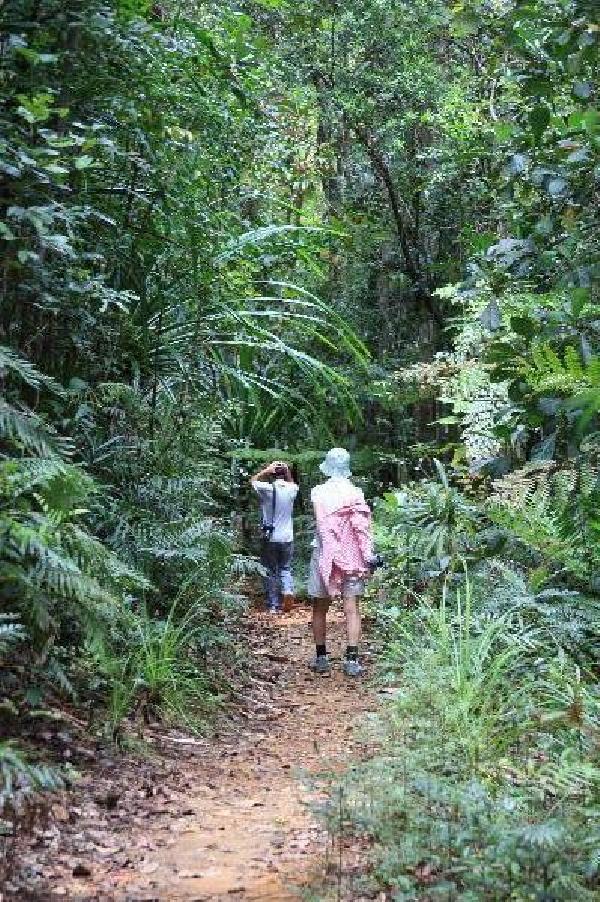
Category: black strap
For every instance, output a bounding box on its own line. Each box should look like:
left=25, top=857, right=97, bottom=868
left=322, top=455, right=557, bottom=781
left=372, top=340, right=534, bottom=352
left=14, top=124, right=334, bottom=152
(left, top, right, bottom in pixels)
left=261, top=484, right=277, bottom=539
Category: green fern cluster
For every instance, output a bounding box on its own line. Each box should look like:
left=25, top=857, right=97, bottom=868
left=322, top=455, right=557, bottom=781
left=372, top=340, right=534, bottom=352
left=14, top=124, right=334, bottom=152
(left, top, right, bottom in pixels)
left=0, top=614, right=24, bottom=651
left=0, top=346, right=148, bottom=685
left=523, top=343, right=600, bottom=396
left=475, top=559, right=600, bottom=664
left=370, top=460, right=485, bottom=615
left=488, top=458, right=600, bottom=588
left=0, top=741, right=64, bottom=816
left=0, top=617, right=64, bottom=860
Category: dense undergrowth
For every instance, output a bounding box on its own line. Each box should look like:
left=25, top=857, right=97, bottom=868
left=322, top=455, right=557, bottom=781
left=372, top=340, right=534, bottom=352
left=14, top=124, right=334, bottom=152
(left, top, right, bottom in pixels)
left=331, top=462, right=600, bottom=899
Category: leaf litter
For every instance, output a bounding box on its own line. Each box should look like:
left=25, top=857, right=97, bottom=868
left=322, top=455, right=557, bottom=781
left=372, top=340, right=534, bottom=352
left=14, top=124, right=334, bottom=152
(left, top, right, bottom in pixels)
left=7, top=602, right=377, bottom=900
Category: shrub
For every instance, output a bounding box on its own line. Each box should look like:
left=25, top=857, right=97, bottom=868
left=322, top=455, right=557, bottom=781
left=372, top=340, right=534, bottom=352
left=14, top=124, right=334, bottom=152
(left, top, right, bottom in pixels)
left=333, top=579, right=600, bottom=898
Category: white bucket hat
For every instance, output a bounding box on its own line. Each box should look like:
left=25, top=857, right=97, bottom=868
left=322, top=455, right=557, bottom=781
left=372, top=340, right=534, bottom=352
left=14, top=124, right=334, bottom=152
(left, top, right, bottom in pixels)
left=319, top=447, right=351, bottom=478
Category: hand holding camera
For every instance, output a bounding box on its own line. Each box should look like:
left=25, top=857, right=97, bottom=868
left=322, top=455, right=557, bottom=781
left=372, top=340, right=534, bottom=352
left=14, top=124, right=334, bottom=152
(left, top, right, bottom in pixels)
left=270, top=460, right=289, bottom=478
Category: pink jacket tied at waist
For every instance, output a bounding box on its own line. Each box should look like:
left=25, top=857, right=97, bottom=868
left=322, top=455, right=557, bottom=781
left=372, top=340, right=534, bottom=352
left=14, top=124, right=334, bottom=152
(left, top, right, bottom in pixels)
left=316, top=501, right=373, bottom=597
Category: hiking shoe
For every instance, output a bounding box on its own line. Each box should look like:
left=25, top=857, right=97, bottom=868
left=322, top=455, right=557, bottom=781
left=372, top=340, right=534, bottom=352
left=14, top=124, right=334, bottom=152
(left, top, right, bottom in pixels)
left=267, top=605, right=282, bottom=614
left=309, top=654, right=331, bottom=675
left=343, top=658, right=364, bottom=678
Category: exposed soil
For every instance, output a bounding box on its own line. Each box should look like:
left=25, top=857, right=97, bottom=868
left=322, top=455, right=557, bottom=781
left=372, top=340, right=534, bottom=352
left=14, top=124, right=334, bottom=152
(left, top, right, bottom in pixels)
left=5, top=604, right=378, bottom=901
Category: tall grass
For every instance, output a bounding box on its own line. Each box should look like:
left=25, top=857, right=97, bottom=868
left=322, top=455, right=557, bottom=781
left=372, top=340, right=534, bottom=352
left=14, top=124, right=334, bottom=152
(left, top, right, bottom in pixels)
left=324, top=569, right=600, bottom=899
left=384, top=571, right=540, bottom=763
left=131, top=601, right=218, bottom=726
left=86, top=600, right=221, bottom=742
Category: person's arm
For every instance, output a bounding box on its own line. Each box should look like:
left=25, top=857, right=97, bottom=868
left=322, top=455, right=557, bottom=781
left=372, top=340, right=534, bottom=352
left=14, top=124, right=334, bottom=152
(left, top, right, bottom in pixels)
left=311, top=488, right=323, bottom=537
left=250, top=462, right=276, bottom=484
left=251, top=460, right=295, bottom=483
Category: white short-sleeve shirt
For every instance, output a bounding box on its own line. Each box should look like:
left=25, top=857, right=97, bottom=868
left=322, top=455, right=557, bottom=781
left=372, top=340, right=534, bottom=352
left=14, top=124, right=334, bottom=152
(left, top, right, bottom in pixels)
left=251, top=478, right=299, bottom=543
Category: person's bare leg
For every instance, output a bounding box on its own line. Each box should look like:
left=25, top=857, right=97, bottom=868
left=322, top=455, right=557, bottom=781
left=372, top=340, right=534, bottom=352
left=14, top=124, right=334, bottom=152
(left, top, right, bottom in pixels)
left=312, top=598, right=329, bottom=645
left=309, top=599, right=331, bottom=673
left=342, top=594, right=361, bottom=646
left=342, top=594, right=363, bottom=676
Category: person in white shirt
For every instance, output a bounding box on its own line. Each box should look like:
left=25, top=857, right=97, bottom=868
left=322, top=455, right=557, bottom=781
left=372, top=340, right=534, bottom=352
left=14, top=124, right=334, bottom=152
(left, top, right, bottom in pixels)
left=250, top=460, right=299, bottom=613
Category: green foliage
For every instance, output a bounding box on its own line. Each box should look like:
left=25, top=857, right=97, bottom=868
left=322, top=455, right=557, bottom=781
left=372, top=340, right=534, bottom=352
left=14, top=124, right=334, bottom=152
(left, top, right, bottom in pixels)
left=0, top=742, right=64, bottom=815
left=373, top=461, right=484, bottom=603
left=525, top=345, right=600, bottom=397
left=334, top=567, right=600, bottom=899
left=383, top=573, right=540, bottom=763
left=0, top=0, right=371, bottom=782
left=0, top=347, right=148, bottom=658
left=1, top=4, right=600, bottom=896
left=0, top=616, right=64, bottom=863
left=487, top=458, right=600, bottom=589
left=348, top=425, right=600, bottom=898
left=84, top=598, right=232, bottom=742
left=474, top=559, right=600, bottom=665
left=0, top=614, right=24, bottom=652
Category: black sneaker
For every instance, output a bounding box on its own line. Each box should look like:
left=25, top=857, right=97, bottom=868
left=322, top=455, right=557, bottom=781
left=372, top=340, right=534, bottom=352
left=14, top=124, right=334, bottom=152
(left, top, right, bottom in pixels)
left=343, top=659, right=364, bottom=678
left=309, top=654, right=331, bottom=675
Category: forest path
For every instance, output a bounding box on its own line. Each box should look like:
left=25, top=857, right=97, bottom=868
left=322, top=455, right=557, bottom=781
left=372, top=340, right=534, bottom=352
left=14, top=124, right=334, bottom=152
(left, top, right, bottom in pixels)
left=87, top=603, right=376, bottom=901
left=11, top=603, right=377, bottom=900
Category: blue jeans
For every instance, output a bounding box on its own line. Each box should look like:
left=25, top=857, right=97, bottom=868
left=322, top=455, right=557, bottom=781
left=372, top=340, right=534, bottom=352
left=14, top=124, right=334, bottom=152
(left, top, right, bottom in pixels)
left=261, top=541, right=294, bottom=610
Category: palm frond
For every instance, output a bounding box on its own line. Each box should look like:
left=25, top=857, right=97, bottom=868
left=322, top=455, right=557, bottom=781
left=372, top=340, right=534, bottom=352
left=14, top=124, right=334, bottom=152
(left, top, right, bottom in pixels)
left=214, top=225, right=338, bottom=263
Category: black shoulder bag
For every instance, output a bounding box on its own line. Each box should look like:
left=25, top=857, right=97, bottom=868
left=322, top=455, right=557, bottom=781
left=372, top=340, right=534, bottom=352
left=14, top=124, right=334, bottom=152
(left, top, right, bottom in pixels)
left=260, top=484, right=277, bottom=541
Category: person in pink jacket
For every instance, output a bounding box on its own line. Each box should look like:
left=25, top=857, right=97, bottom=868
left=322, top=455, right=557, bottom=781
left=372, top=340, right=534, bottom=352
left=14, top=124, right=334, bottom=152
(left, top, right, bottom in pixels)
left=307, top=448, right=374, bottom=677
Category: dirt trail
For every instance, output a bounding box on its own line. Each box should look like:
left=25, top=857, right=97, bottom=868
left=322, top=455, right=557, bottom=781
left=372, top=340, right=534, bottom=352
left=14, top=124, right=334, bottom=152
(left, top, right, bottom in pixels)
left=12, top=604, right=376, bottom=901
left=124, top=605, right=375, bottom=901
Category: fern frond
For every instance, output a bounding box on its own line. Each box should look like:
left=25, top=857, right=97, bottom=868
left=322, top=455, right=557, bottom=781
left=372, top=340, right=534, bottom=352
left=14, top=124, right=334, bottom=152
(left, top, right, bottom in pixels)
left=0, top=741, right=64, bottom=811
left=0, top=614, right=25, bottom=650
left=524, top=343, right=597, bottom=395
left=488, top=458, right=600, bottom=583
left=45, top=657, right=76, bottom=699
left=0, top=401, right=72, bottom=458
left=65, top=524, right=151, bottom=590
left=0, top=457, right=69, bottom=496
left=0, top=345, right=64, bottom=394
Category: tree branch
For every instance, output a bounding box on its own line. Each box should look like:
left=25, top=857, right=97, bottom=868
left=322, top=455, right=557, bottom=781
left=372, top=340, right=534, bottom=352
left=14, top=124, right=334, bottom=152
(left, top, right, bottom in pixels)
left=353, top=125, right=417, bottom=277
left=353, top=124, right=441, bottom=327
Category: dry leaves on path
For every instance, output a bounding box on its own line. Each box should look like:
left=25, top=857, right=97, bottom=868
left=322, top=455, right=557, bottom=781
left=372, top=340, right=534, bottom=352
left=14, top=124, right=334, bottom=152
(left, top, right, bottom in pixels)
left=6, top=603, right=378, bottom=901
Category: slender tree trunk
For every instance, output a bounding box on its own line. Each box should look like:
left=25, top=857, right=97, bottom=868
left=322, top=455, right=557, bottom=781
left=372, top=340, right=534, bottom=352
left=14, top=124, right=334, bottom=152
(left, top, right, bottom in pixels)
left=353, top=126, right=442, bottom=328
left=353, top=125, right=418, bottom=280
left=149, top=306, right=163, bottom=440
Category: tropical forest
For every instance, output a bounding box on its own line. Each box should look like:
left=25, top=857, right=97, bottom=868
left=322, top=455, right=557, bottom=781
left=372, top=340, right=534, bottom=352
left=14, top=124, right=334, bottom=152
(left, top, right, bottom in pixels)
left=1, top=0, right=600, bottom=898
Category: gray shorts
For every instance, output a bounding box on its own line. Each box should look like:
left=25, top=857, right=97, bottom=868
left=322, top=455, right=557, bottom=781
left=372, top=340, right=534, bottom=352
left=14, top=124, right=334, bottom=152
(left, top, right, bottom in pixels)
left=307, top=545, right=365, bottom=599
